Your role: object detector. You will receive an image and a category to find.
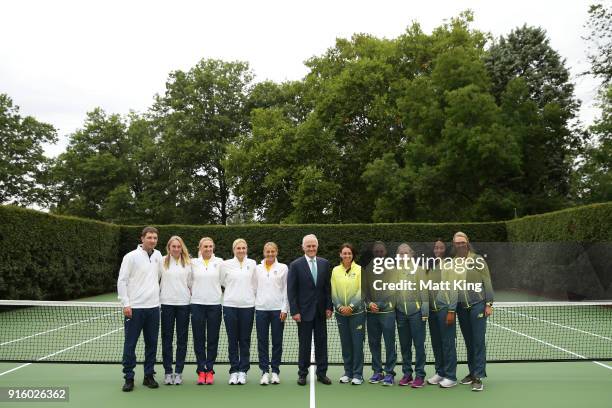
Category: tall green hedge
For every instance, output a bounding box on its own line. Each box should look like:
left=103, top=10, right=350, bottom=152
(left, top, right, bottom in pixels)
left=506, top=202, right=612, bottom=242
left=119, top=221, right=507, bottom=265
left=0, top=206, right=120, bottom=300
left=2, top=202, right=611, bottom=300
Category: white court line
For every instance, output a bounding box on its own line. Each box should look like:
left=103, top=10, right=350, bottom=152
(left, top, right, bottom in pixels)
left=489, top=322, right=612, bottom=371
left=0, top=326, right=124, bottom=377
left=1, top=310, right=121, bottom=347
left=499, top=309, right=612, bottom=342
left=309, top=335, right=315, bottom=408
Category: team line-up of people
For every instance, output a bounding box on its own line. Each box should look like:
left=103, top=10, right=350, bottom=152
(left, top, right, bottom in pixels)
left=117, top=227, right=495, bottom=393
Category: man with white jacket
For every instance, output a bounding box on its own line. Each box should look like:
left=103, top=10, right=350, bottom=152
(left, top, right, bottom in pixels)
left=117, top=226, right=163, bottom=392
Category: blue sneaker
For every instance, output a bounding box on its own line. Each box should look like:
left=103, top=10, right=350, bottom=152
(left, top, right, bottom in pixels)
left=382, top=374, right=394, bottom=386
left=368, top=373, right=384, bottom=384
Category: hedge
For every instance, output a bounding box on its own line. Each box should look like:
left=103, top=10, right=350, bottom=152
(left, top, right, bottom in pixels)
left=0, top=206, right=121, bottom=300
left=2, top=202, right=611, bottom=300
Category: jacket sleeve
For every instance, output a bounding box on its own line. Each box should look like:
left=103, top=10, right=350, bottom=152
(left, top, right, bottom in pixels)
left=478, top=256, right=495, bottom=303
left=418, top=267, right=429, bottom=318
left=281, top=265, right=289, bottom=314
left=324, top=260, right=333, bottom=311
left=287, top=261, right=299, bottom=316
left=117, top=253, right=132, bottom=307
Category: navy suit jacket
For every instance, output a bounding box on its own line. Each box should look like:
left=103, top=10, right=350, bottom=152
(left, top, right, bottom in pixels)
left=287, top=256, right=332, bottom=322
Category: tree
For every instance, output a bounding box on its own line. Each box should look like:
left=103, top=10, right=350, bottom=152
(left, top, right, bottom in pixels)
left=583, top=2, right=612, bottom=85
left=153, top=59, right=253, bottom=224
left=0, top=94, right=57, bottom=206
left=485, top=25, right=581, bottom=214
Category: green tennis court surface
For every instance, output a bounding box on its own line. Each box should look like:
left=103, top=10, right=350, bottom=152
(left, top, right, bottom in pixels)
left=0, top=292, right=610, bottom=407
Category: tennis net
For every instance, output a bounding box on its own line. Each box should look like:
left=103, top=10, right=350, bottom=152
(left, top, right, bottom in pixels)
left=0, top=300, right=610, bottom=364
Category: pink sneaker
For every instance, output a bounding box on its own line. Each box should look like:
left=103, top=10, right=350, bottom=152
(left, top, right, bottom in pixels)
left=411, top=377, right=425, bottom=388
left=197, top=372, right=206, bottom=385
left=399, top=374, right=413, bottom=386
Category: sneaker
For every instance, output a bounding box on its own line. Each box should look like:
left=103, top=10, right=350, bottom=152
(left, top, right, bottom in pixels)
left=460, top=374, right=474, bottom=385
left=197, top=372, right=206, bottom=385
left=143, top=374, right=159, bottom=389
left=237, top=371, right=247, bottom=385
left=382, top=374, right=394, bottom=386
left=427, top=374, right=443, bottom=385
left=229, top=372, right=239, bottom=385
left=351, top=377, right=363, bottom=385
left=399, top=374, right=413, bottom=386
left=122, top=379, right=134, bottom=392
left=471, top=378, right=484, bottom=392
left=339, top=375, right=351, bottom=384
left=411, top=377, right=425, bottom=388
left=174, top=373, right=183, bottom=385
left=260, top=373, right=270, bottom=385
left=439, top=378, right=457, bottom=388
left=205, top=372, right=214, bottom=385
left=164, top=373, right=174, bottom=385
left=270, top=372, right=280, bottom=384
left=368, top=373, right=384, bottom=384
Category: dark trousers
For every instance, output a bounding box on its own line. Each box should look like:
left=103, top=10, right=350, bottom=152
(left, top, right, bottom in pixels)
left=432, top=307, right=457, bottom=381
left=297, top=315, right=328, bottom=377
left=336, top=312, right=366, bottom=380
left=122, top=307, right=160, bottom=380
left=255, top=310, right=284, bottom=374
left=366, top=312, right=397, bottom=375
left=191, top=304, right=222, bottom=373
left=396, top=309, right=426, bottom=378
left=160, top=304, right=190, bottom=374
left=458, top=301, right=487, bottom=378
left=223, top=306, right=254, bottom=373
left=428, top=309, right=443, bottom=376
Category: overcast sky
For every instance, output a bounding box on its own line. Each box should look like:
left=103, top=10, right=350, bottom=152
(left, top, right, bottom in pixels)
left=0, top=0, right=600, bottom=157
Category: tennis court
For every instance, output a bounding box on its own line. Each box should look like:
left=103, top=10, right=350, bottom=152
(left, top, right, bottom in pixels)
left=0, top=293, right=611, bottom=407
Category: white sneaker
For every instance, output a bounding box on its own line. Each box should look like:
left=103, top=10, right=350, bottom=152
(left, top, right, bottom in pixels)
left=439, top=378, right=457, bottom=388
left=237, top=371, right=247, bottom=385
left=351, top=378, right=363, bottom=385
left=229, top=372, right=239, bottom=385
left=270, top=373, right=280, bottom=384
left=260, top=373, right=270, bottom=385
left=339, top=375, right=351, bottom=384
left=164, top=373, right=174, bottom=385
left=173, top=373, right=183, bottom=385
left=427, top=374, right=443, bottom=385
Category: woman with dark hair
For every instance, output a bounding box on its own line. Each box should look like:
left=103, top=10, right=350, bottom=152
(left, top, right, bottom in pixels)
left=331, top=243, right=365, bottom=385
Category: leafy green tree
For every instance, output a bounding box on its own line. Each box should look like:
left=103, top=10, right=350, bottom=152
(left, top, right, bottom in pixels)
left=0, top=94, right=57, bottom=206
left=153, top=59, right=253, bottom=224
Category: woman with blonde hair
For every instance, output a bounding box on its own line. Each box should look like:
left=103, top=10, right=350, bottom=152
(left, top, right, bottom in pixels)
left=191, top=237, right=224, bottom=385
left=159, top=235, right=192, bottom=385
left=220, top=238, right=257, bottom=385
left=254, top=242, right=288, bottom=385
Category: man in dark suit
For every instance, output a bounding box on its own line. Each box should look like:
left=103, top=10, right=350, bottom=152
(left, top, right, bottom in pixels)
left=288, top=234, right=333, bottom=385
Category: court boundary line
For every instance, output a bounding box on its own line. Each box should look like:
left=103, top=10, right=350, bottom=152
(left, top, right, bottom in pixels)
left=309, top=335, right=315, bottom=408
left=0, top=310, right=121, bottom=347
left=0, top=326, right=124, bottom=377
left=499, top=308, right=612, bottom=342
left=489, top=322, right=612, bottom=371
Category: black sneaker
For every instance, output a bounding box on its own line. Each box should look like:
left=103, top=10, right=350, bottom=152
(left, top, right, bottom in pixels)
left=122, top=379, right=134, bottom=392
left=460, top=374, right=474, bottom=385
left=143, top=375, right=159, bottom=389
left=471, top=378, right=484, bottom=392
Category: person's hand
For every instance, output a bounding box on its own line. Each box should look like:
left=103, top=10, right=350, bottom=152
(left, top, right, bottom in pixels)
left=484, top=304, right=493, bottom=317
left=339, top=306, right=352, bottom=316
left=123, top=306, right=132, bottom=318
left=368, top=302, right=379, bottom=313
left=446, top=311, right=455, bottom=326
left=292, top=313, right=301, bottom=322
left=280, top=312, right=287, bottom=322
left=326, top=309, right=333, bottom=319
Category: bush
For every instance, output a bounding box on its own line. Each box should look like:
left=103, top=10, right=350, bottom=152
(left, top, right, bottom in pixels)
left=0, top=206, right=120, bottom=300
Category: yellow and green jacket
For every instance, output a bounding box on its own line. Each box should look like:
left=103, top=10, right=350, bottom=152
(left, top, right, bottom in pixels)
left=455, top=251, right=495, bottom=307
left=363, top=259, right=395, bottom=313
left=331, top=262, right=364, bottom=314
left=427, top=263, right=460, bottom=312
left=394, top=261, right=429, bottom=318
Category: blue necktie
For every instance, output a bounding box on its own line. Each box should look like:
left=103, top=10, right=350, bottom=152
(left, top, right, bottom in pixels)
left=310, top=258, right=318, bottom=283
